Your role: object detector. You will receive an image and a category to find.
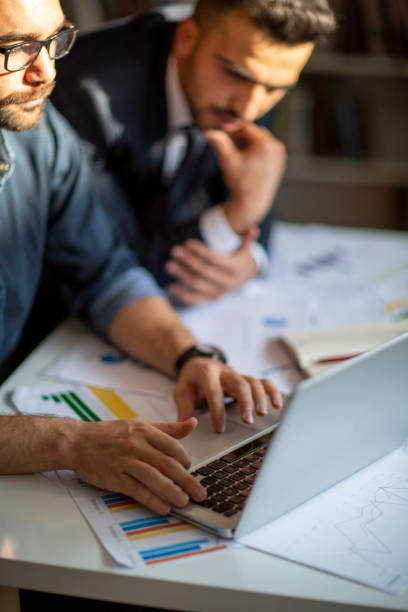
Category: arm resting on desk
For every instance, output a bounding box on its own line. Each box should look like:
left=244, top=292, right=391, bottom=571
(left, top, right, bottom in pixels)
left=0, top=414, right=205, bottom=514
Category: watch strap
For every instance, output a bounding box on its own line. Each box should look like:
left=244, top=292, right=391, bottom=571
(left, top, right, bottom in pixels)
left=174, top=344, right=227, bottom=377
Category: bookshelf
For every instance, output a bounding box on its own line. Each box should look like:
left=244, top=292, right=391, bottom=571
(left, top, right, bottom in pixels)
left=273, top=0, right=408, bottom=230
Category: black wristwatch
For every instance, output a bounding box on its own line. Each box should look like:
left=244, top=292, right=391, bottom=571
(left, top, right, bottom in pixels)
left=174, top=343, right=227, bottom=377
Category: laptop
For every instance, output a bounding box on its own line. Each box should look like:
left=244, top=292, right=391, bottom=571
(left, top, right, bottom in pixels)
left=174, top=332, right=408, bottom=539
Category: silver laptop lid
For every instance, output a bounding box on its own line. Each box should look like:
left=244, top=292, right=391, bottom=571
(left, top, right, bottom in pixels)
left=236, top=332, right=408, bottom=538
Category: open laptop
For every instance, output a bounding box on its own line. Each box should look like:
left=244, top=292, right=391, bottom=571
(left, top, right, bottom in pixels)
left=173, top=332, right=408, bottom=539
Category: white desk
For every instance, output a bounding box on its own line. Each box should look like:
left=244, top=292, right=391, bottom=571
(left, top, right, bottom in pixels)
left=1, top=318, right=408, bottom=612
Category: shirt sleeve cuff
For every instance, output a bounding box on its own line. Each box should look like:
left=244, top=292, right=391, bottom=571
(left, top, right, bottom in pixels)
left=87, top=267, right=166, bottom=338
left=199, top=205, right=269, bottom=276
left=249, top=241, right=269, bottom=277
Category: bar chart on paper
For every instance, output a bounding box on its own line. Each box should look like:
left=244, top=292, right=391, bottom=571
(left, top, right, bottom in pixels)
left=10, top=384, right=178, bottom=424
left=57, top=476, right=230, bottom=568
left=102, top=492, right=226, bottom=564
left=40, top=387, right=138, bottom=421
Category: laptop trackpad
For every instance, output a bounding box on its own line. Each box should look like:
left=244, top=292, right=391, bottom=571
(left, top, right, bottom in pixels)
left=182, top=402, right=279, bottom=469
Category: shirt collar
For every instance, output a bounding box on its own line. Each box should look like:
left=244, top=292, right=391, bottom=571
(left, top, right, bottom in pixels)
left=165, top=52, right=192, bottom=131
left=0, top=130, right=15, bottom=191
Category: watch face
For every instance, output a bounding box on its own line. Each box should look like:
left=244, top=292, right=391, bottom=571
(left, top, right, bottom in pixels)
left=195, top=343, right=220, bottom=355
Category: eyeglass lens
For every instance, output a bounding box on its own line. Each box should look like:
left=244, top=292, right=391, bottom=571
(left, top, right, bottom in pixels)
left=6, top=29, right=76, bottom=71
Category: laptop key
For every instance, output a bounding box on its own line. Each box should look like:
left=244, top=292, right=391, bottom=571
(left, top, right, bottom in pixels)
left=221, top=464, right=240, bottom=473
left=229, top=494, right=246, bottom=504
left=207, top=459, right=228, bottom=469
left=234, top=481, right=251, bottom=491
left=197, top=499, right=216, bottom=508
left=196, top=466, right=214, bottom=476
left=241, top=467, right=256, bottom=475
left=222, top=444, right=257, bottom=463
left=212, top=470, right=229, bottom=481
left=207, top=483, right=224, bottom=495
left=212, top=493, right=228, bottom=503
left=218, top=476, right=236, bottom=487
left=224, top=486, right=240, bottom=496
left=213, top=502, right=234, bottom=513
left=235, top=459, right=251, bottom=468
left=200, top=476, right=217, bottom=486
left=223, top=508, right=239, bottom=517
left=229, top=472, right=246, bottom=482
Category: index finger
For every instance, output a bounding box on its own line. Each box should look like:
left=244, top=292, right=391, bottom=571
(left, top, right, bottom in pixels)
left=199, top=367, right=228, bottom=433
left=145, top=424, right=193, bottom=469
left=183, top=239, right=231, bottom=268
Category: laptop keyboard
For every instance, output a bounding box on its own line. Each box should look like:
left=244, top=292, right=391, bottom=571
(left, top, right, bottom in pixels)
left=191, top=432, right=273, bottom=518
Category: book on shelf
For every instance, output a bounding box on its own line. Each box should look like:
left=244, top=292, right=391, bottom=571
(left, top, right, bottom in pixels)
left=359, top=0, right=387, bottom=56
left=328, top=0, right=408, bottom=57
left=279, top=318, right=408, bottom=378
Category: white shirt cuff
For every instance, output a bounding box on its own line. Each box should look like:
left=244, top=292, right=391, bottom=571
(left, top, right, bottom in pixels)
left=199, top=205, right=269, bottom=276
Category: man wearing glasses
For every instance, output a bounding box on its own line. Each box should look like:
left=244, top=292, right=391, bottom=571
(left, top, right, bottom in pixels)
left=53, top=0, right=336, bottom=305
left=0, top=0, right=282, bottom=513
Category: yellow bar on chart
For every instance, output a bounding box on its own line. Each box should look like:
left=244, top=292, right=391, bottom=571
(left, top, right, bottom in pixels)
left=385, top=297, right=408, bottom=313
left=128, top=524, right=195, bottom=541
left=88, top=386, right=138, bottom=419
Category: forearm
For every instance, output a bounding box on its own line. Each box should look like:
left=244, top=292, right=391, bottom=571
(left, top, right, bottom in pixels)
left=0, top=415, right=78, bottom=474
left=107, top=296, right=196, bottom=377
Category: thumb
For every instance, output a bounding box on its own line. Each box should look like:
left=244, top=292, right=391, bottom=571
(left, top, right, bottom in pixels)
left=242, top=226, right=260, bottom=245
left=153, top=417, right=198, bottom=439
left=205, top=129, right=237, bottom=168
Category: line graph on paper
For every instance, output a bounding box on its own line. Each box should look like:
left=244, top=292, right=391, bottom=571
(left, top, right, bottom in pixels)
left=327, top=482, right=408, bottom=590
left=240, top=444, right=408, bottom=593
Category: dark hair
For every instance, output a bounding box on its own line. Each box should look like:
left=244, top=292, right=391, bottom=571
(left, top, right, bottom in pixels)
left=194, top=0, right=337, bottom=45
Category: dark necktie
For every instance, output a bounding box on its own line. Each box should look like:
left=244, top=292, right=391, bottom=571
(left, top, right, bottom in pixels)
left=143, top=126, right=206, bottom=233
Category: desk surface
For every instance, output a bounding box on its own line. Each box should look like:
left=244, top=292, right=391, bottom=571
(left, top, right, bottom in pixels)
left=1, top=318, right=408, bottom=612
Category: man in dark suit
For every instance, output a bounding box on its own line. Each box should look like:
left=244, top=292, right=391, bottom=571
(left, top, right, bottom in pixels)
left=53, top=0, right=336, bottom=304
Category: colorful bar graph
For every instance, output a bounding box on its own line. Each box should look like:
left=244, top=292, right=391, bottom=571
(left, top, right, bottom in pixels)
left=88, top=386, right=138, bottom=419
left=119, top=514, right=196, bottom=541
left=41, top=386, right=138, bottom=423
left=101, top=493, right=140, bottom=513
left=42, top=392, right=100, bottom=422
left=139, top=539, right=227, bottom=564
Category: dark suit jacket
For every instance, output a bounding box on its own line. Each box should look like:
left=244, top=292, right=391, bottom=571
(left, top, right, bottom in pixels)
left=52, top=12, right=275, bottom=287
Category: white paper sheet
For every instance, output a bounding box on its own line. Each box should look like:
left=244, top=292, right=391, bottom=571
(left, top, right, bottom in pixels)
left=269, top=223, right=408, bottom=295
left=42, top=333, right=175, bottom=395
left=239, top=442, right=408, bottom=594
left=10, top=384, right=177, bottom=422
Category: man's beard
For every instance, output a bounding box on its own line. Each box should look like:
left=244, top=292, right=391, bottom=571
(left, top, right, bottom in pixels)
left=0, top=81, right=55, bottom=131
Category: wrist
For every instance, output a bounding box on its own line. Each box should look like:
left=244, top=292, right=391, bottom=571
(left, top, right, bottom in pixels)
left=54, top=419, right=86, bottom=471
left=174, top=343, right=227, bottom=377
left=223, top=198, right=253, bottom=235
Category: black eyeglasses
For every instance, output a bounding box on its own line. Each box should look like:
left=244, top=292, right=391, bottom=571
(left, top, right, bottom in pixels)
left=0, top=25, right=78, bottom=73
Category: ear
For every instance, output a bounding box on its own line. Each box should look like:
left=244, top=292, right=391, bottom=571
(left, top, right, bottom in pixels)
left=173, top=17, right=200, bottom=59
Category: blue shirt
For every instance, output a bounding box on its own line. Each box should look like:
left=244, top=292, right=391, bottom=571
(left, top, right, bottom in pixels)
left=0, top=102, right=163, bottom=366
